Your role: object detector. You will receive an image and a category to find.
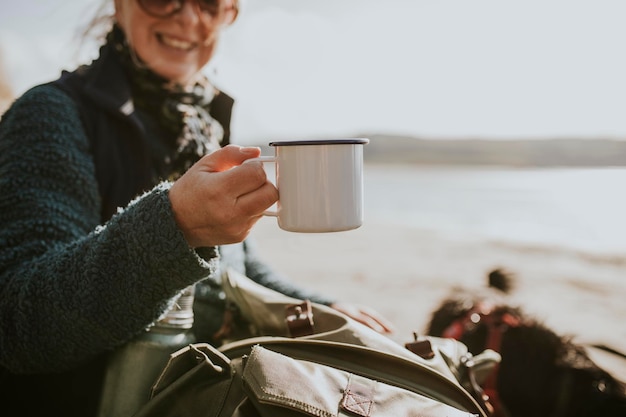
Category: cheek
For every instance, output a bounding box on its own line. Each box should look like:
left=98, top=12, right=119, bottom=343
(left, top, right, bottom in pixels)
left=115, top=3, right=136, bottom=39
left=121, top=23, right=160, bottom=68
left=128, top=29, right=154, bottom=63
left=198, top=33, right=221, bottom=65
left=197, top=43, right=217, bottom=67
left=115, top=7, right=155, bottom=63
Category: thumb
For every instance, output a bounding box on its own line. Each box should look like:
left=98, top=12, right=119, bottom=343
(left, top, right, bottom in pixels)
left=201, top=145, right=261, bottom=172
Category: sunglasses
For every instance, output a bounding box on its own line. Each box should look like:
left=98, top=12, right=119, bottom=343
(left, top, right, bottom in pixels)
left=137, top=0, right=238, bottom=22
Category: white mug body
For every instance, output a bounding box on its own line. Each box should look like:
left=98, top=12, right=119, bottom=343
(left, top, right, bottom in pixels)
left=265, top=139, right=368, bottom=233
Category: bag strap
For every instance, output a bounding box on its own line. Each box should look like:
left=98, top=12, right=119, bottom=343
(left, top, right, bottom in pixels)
left=219, top=337, right=488, bottom=417
left=285, top=300, right=315, bottom=337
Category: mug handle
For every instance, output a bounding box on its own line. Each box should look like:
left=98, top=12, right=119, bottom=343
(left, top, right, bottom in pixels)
left=244, top=156, right=278, bottom=217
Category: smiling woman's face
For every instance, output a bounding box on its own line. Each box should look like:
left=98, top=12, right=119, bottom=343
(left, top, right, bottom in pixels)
left=114, top=0, right=235, bottom=85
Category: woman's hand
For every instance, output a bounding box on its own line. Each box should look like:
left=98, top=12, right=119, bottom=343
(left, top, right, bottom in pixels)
left=169, top=145, right=278, bottom=247
left=330, top=302, right=395, bottom=334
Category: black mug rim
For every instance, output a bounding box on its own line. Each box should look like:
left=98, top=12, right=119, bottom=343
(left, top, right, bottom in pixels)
left=269, top=138, right=369, bottom=147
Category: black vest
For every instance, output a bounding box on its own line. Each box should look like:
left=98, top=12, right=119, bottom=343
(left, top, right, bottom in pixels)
left=1, top=43, right=234, bottom=417
left=52, top=41, right=234, bottom=222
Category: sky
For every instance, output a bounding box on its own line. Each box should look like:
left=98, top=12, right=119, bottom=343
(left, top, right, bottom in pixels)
left=1, top=0, right=626, bottom=144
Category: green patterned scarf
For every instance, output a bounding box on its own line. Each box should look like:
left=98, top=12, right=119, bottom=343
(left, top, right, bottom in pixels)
left=109, top=25, right=223, bottom=178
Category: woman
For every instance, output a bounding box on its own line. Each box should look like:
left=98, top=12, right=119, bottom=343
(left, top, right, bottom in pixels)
left=0, top=0, right=393, bottom=415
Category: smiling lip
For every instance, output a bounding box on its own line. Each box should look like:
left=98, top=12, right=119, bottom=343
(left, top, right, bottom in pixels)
left=158, top=33, right=197, bottom=51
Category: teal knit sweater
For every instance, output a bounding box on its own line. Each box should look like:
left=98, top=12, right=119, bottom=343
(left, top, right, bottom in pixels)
left=0, top=84, right=334, bottom=377
left=0, top=85, right=220, bottom=373
left=0, top=32, right=343, bottom=416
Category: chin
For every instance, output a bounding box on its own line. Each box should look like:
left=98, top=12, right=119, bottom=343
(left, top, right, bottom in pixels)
left=153, top=67, right=198, bottom=86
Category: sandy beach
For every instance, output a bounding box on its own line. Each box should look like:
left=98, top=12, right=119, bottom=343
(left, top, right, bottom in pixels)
left=250, top=215, right=626, bottom=379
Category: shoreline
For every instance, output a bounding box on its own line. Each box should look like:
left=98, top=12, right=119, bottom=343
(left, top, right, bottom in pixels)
left=250, top=217, right=626, bottom=378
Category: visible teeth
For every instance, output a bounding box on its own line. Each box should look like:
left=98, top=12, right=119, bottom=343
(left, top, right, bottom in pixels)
left=161, top=35, right=193, bottom=50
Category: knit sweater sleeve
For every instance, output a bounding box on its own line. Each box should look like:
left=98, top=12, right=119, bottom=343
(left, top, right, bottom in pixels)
left=0, top=85, right=219, bottom=374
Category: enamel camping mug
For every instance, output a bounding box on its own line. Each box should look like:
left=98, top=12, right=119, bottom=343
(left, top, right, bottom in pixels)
left=249, top=138, right=369, bottom=233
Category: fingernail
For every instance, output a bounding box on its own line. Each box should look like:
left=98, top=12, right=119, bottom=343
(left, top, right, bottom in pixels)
left=241, top=146, right=260, bottom=154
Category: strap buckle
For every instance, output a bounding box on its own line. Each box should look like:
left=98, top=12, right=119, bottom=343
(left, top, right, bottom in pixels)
left=285, top=300, right=314, bottom=337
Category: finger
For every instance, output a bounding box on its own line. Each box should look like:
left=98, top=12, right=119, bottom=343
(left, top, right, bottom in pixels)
left=333, top=303, right=395, bottom=334
left=367, top=315, right=395, bottom=334
left=360, top=307, right=395, bottom=333
left=199, top=145, right=261, bottom=173
left=217, top=159, right=272, bottom=199
left=234, top=180, right=279, bottom=216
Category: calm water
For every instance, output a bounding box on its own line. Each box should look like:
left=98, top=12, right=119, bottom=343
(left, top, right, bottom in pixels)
left=363, top=165, right=626, bottom=257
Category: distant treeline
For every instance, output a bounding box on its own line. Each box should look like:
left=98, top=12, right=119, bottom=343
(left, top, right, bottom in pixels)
left=361, top=135, right=626, bottom=167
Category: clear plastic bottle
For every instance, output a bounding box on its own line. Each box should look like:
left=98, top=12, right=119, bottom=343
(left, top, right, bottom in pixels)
left=96, top=286, right=196, bottom=417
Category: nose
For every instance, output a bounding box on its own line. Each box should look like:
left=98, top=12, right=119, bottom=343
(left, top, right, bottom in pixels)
left=176, top=0, right=202, bottom=25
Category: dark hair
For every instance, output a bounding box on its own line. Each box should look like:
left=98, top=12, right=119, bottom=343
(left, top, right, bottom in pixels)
left=76, top=0, right=116, bottom=55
